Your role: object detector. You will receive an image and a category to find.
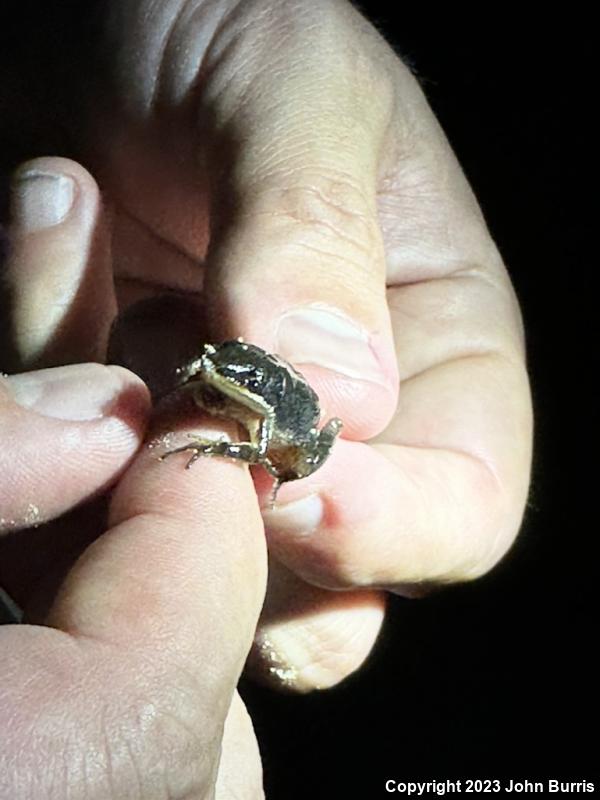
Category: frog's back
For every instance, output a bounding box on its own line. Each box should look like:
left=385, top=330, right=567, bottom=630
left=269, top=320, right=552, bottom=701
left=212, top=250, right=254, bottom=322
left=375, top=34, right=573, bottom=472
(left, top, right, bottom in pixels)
left=214, top=342, right=320, bottom=437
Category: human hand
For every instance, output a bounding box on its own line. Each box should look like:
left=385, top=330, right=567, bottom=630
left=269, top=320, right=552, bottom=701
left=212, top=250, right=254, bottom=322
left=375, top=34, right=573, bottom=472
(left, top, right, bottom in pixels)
left=0, top=161, right=268, bottom=797
left=2, top=0, right=532, bottom=691
left=0, top=368, right=266, bottom=799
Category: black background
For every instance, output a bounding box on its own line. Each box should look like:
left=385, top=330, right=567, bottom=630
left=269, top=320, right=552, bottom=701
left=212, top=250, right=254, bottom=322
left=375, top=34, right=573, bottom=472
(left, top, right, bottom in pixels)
left=1, top=4, right=595, bottom=798
left=240, top=8, right=595, bottom=799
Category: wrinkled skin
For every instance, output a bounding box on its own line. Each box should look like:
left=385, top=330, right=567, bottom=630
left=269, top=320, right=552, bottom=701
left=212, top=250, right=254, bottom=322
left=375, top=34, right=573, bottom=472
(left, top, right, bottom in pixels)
left=0, top=1, right=532, bottom=797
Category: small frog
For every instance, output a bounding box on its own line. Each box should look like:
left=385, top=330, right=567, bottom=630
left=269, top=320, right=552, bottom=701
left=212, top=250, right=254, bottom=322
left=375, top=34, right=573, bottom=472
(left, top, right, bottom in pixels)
left=160, top=340, right=343, bottom=501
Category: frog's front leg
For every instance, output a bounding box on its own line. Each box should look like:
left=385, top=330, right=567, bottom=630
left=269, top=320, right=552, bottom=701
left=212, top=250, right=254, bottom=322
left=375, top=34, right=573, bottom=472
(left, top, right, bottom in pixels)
left=159, top=436, right=264, bottom=470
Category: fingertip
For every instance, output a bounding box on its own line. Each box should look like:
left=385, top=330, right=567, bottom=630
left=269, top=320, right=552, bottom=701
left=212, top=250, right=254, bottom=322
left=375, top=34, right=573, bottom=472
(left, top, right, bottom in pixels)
left=261, top=440, right=400, bottom=590
left=10, top=157, right=101, bottom=236
left=5, top=156, right=115, bottom=369
left=261, top=443, right=359, bottom=588
left=103, top=364, right=152, bottom=438
left=247, top=561, right=386, bottom=691
left=0, top=364, right=151, bottom=531
left=263, top=437, right=509, bottom=592
left=4, top=363, right=150, bottom=425
left=274, top=305, right=398, bottom=438
left=12, top=156, right=100, bottom=199
left=291, top=362, right=397, bottom=439
left=204, top=195, right=399, bottom=441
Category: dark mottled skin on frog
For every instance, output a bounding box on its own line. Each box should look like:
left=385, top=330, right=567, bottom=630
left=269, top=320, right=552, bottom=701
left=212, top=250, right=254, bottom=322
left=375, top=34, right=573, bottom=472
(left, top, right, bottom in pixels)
left=163, top=340, right=342, bottom=494
left=208, top=340, right=321, bottom=440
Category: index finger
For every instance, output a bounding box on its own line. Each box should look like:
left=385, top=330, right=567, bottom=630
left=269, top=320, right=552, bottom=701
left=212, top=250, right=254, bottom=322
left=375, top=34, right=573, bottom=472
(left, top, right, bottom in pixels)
left=0, top=412, right=267, bottom=794
left=47, top=410, right=267, bottom=696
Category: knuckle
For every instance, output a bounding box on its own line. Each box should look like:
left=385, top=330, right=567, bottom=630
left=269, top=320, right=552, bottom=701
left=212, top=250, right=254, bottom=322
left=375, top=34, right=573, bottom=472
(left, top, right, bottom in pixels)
left=249, top=174, right=383, bottom=272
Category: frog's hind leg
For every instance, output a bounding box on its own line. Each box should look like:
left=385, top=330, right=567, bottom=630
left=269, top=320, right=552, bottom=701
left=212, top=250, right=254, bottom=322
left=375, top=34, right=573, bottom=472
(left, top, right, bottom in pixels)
left=159, top=436, right=262, bottom=470
left=267, top=478, right=282, bottom=509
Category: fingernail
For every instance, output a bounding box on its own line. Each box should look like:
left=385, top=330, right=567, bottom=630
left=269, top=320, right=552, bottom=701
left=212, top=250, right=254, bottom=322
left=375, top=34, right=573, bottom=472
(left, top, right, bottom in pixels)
left=7, top=364, right=132, bottom=421
left=263, top=494, right=323, bottom=535
left=12, top=171, right=75, bottom=230
left=276, top=307, right=388, bottom=385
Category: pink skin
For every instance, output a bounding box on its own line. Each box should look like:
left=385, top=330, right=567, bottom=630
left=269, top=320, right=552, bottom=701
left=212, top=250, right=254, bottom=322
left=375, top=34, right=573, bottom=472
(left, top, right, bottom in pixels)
left=0, top=1, right=533, bottom=787
left=0, top=401, right=266, bottom=797
left=0, top=367, right=149, bottom=527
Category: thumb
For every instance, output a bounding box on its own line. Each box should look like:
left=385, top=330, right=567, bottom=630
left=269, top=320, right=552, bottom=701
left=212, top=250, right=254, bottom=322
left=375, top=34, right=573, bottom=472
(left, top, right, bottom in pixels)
left=202, top=5, right=398, bottom=439
left=0, top=364, right=149, bottom=531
